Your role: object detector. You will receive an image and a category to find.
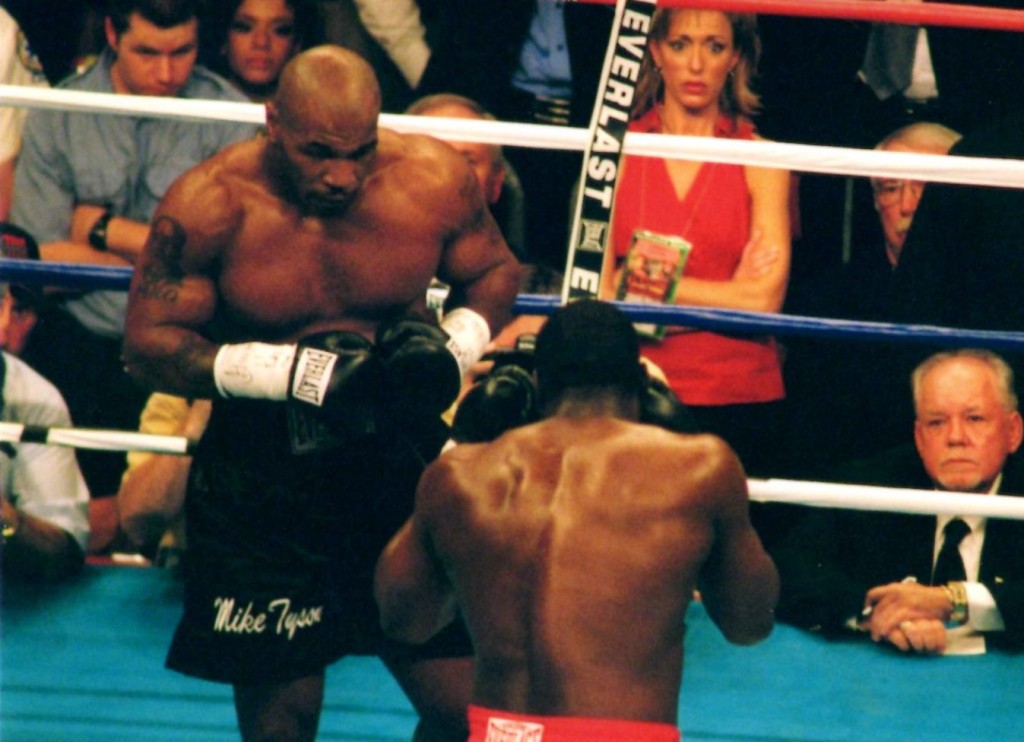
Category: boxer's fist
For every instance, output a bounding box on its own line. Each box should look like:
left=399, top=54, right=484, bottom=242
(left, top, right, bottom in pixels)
left=213, top=333, right=381, bottom=437
left=452, top=364, right=539, bottom=443
left=641, top=378, right=699, bottom=434
left=289, top=331, right=382, bottom=434
left=376, top=319, right=462, bottom=416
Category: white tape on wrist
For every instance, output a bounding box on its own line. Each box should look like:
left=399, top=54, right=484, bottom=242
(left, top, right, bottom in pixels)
left=441, top=307, right=491, bottom=378
left=213, top=342, right=297, bottom=400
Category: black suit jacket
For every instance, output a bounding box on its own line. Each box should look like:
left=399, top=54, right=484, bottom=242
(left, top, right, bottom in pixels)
left=890, top=116, right=1024, bottom=401
left=773, top=445, right=1024, bottom=649
left=758, top=2, right=1024, bottom=144
left=925, top=0, right=1024, bottom=134
left=781, top=248, right=911, bottom=474
left=894, top=117, right=1024, bottom=334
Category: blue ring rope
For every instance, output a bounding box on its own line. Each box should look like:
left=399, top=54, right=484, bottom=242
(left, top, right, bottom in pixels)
left=4, top=258, right=1023, bottom=352
left=1, top=259, right=133, bottom=291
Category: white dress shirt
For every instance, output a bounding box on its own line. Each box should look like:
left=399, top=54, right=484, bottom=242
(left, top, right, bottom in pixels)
left=1, top=352, right=90, bottom=552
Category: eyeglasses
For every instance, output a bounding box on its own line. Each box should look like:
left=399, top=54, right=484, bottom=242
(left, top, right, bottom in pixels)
left=873, top=179, right=924, bottom=206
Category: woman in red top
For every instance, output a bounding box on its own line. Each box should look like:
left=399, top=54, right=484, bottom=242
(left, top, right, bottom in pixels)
left=602, top=9, right=791, bottom=489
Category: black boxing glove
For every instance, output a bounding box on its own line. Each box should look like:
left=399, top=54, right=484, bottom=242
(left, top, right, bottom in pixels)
left=213, top=331, right=382, bottom=435
left=480, top=332, right=537, bottom=374
left=640, top=378, right=699, bottom=434
left=289, top=331, right=383, bottom=432
left=375, top=319, right=462, bottom=416
left=376, top=308, right=491, bottom=416
left=451, top=364, right=539, bottom=443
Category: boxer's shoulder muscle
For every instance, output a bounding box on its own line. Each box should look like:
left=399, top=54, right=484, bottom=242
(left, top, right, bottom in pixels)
left=378, top=130, right=486, bottom=227
left=158, top=144, right=256, bottom=263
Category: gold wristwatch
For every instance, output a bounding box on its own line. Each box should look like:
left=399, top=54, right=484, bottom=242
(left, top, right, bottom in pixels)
left=944, top=582, right=969, bottom=625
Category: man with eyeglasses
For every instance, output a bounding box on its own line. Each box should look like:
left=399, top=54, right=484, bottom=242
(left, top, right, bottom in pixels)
left=871, top=122, right=962, bottom=270
left=774, top=348, right=1024, bottom=655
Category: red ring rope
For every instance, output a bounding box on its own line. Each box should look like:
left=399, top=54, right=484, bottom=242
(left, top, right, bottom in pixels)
left=567, top=0, right=1024, bottom=32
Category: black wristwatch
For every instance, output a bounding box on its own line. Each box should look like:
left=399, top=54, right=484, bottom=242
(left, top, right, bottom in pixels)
left=88, top=209, right=114, bottom=252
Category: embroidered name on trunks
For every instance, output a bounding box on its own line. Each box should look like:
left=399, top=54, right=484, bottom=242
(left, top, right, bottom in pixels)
left=485, top=718, right=545, bottom=742
left=291, top=348, right=339, bottom=406
left=212, top=597, right=324, bottom=640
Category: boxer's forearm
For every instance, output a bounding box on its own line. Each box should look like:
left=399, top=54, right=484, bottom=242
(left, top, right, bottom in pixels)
left=122, top=328, right=220, bottom=398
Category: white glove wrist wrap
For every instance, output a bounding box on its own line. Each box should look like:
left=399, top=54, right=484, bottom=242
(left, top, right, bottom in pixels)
left=213, top=342, right=297, bottom=400
left=441, top=307, right=491, bottom=378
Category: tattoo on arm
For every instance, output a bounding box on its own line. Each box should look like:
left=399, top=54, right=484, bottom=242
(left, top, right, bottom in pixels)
left=136, top=216, right=187, bottom=303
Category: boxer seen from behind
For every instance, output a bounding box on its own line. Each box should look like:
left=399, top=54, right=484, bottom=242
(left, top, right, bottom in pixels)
left=375, top=300, right=779, bottom=742
left=122, top=46, right=520, bottom=742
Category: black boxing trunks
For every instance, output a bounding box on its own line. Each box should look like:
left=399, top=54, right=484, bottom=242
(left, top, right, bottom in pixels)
left=166, top=399, right=470, bottom=684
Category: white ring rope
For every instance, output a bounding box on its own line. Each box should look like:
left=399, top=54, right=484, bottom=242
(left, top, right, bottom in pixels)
left=1, top=420, right=1020, bottom=520
left=3, top=85, right=1024, bottom=190
left=749, top=479, right=1024, bottom=520
left=5, top=60, right=1023, bottom=524
left=0, top=422, right=194, bottom=455
left=0, top=85, right=262, bottom=124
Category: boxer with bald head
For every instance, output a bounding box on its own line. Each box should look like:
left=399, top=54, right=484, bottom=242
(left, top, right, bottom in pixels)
left=375, top=300, right=778, bottom=741
left=123, top=45, right=520, bottom=741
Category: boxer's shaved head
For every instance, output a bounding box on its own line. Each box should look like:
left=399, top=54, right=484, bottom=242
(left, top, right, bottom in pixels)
left=265, top=46, right=382, bottom=216
left=274, top=45, right=381, bottom=132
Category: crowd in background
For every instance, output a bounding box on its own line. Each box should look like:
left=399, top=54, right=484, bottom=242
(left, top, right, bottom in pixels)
left=3, top=0, right=1024, bottom=657
left=4, top=5, right=1024, bottom=742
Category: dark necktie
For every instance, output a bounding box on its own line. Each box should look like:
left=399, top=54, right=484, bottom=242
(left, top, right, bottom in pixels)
left=931, top=518, right=970, bottom=585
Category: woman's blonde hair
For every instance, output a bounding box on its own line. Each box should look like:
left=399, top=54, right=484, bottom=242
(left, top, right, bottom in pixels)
left=632, top=10, right=761, bottom=120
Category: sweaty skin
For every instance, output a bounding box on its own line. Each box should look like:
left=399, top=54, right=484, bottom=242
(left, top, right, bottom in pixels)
left=121, top=47, right=519, bottom=742
left=123, top=47, right=519, bottom=397
left=378, top=417, right=779, bottom=724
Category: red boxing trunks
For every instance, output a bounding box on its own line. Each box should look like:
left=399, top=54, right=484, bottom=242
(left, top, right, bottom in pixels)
left=468, top=704, right=681, bottom=742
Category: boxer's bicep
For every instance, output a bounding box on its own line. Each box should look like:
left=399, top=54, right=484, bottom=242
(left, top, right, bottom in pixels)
left=133, top=215, right=216, bottom=318
left=440, top=170, right=520, bottom=321
left=124, top=182, right=230, bottom=396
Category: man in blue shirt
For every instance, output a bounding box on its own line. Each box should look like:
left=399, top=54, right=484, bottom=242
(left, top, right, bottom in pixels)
left=10, top=0, right=259, bottom=498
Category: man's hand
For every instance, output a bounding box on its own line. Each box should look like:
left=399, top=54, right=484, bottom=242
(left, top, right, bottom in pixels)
left=884, top=617, right=948, bottom=654
left=862, top=582, right=953, bottom=650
